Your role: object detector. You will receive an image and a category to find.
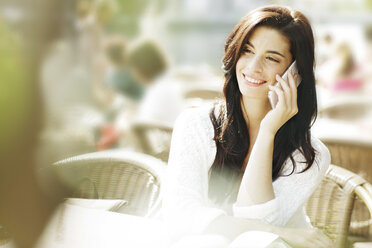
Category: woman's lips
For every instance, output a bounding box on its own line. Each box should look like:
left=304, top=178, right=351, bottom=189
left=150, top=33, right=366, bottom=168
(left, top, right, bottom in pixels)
left=242, top=73, right=267, bottom=87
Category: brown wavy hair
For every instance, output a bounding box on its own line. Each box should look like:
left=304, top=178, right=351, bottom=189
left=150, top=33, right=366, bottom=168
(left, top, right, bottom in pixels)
left=208, top=5, right=318, bottom=204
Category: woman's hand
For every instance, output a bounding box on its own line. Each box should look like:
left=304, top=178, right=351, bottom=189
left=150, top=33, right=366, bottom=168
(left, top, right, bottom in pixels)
left=260, top=71, right=298, bottom=136
left=275, top=227, right=335, bottom=248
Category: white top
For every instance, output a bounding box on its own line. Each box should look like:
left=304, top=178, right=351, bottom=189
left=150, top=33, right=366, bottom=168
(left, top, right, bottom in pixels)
left=162, top=104, right=330, bottom=240
left=136, top=76, right=184, bottom=125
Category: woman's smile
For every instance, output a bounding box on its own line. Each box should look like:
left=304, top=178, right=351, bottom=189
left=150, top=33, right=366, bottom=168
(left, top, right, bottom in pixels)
left=242, top=72, right=267, bottom=86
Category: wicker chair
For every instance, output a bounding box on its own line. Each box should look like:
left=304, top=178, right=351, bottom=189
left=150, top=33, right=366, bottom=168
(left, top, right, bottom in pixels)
left=183, top=87, right=223, bottom=100
left=53, top=150, right=166, bottom=218
left=131, top=120, right=173, bottom=162
left=306, top=164, right=372, bottom=248
left=319, top=137, right=372, bottom=240
left=320, top=138, right=372, bottom=184
left=182, top=84, right=223, bottom=109
left=318, top=96, right=372, bottom=121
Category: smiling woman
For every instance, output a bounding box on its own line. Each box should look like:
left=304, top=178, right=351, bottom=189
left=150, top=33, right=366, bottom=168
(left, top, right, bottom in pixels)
left=162, top=5, right=334, bottom=248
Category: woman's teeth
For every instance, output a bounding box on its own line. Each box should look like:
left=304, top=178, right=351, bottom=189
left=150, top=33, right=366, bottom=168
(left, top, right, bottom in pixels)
left=243, top=74, right=266, bottom=84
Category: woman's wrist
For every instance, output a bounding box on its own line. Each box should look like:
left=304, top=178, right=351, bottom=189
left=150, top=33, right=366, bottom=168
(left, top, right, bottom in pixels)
left=257, top=127, right=276, bottom=140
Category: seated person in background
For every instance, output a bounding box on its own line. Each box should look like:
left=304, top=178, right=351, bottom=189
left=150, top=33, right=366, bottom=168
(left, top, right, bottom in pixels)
left=135, top=74, right=185, bottom=125
left=98, top=38, right=169, bottom=150
left=94, top=36, right=143, bottom=111
left=329, top=42, right=364, bottom=93
left=362, top=25, right=372, bottom=87
left=162, top=5, right=333, bottom=248
left=317, top=41, right=364, bottom=94
left=104, top=38, right=145, bottom=102
left=127, top=38, right=169, bottom=91
left=102, top=37, right=169, bottom=105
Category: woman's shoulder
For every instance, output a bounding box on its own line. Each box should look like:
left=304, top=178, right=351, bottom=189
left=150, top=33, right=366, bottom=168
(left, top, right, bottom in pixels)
left=170, top=103, right=218, bottom=166
left=310, top=135, right=331, bottom=173
left=310, top=135, right=331, bottom=164
left=283, top=136, right=330, bottom=176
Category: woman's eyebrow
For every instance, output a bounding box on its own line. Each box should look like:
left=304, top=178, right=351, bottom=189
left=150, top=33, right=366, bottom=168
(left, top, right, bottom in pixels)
left=267, top=50, right=285, bottom=58
left=246, top=41, right=286, bottom=58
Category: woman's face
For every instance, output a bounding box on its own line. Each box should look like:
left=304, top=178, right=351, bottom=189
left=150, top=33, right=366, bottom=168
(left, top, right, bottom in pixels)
left=236, top=26, right=293, bottom=99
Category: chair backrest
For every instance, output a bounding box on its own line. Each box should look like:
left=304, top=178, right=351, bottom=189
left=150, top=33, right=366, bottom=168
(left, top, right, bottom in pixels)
left=320, top=137, right=372, bottom=239
left=306, top=164, right=372, bottom=248
left=318, top=96, right=372, bottom=121
left=320, top=139, right=372, bottom=182
left=53, top=150, right=166, bottom=217
left=183, top=87, right=223, bottom=100
left=131, top=120, right=173, bottom=162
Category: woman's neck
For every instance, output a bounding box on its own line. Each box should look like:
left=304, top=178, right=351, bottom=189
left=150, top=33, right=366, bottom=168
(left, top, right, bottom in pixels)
left=241, top=96, right=271, bottom=131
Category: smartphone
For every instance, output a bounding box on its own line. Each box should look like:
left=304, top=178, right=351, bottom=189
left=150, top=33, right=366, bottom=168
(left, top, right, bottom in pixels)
left=268, top=61, right=302, bottom=109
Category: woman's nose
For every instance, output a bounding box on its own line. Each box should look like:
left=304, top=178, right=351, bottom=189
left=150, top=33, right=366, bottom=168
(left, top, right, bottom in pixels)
left=247, top=56, right=263, bottom=73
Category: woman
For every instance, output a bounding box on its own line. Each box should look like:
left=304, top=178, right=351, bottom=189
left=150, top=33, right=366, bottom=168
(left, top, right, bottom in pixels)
left=162, top=5, right=333, bottom=248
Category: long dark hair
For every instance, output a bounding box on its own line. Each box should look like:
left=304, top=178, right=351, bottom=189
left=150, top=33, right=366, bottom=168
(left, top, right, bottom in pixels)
left=208, top=5, right=318, bottom=203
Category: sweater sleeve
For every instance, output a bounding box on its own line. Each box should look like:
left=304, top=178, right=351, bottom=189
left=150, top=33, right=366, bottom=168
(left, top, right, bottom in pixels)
left=162, top=106, right=226, bottom=240
left=233, top=136, right=330, bottom=226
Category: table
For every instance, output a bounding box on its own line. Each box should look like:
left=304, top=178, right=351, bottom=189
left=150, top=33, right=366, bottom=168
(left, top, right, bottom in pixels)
left=36, top=204, right=166, bottom=248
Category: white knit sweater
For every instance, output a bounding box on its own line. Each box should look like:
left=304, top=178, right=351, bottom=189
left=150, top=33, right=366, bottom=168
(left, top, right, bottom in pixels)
left=162, top=104, right=330, bottom=240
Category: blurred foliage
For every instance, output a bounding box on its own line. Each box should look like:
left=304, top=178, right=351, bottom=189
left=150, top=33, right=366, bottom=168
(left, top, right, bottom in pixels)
left=116, top=0, right=150, bottom=18
left=0, top=18, right=32, bottom=156
left=106, top=0, right=155, bottom=37
left=367, top=0, right=372, bottom=10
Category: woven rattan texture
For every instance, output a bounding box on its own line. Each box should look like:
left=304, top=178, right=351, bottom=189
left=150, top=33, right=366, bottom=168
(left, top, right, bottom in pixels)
left=324, top=142, right=372, bottom=239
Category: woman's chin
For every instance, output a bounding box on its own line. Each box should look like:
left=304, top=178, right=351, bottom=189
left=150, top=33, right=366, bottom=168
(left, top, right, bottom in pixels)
left=238, top=87, right=270, bottom=99
left=240, top=92, right=270, bottom=100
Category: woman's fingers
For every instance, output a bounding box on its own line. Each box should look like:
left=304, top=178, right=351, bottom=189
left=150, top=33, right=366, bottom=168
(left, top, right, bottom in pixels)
left=287, top=71, right=298, bottom=115
left=275, top=74, right=291, bottom=108
left=268, top=84, right=286, bottom=109
left=275, top=71, right=298, bottom=116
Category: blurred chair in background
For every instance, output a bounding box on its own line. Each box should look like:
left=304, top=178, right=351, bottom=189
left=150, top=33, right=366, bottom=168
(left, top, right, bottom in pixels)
left=183, top=85, right=223, bottom=100
left=318, top=96, right=372, bottom=121
left=131, top=120, right=173, bottom=162
left=183, top=81, right=223, bottom=109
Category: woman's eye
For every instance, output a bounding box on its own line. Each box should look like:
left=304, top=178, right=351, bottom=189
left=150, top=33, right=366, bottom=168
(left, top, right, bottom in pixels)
left=267, top=57, right=279, bottom=63
left=243, top=47, right=253, bottom=54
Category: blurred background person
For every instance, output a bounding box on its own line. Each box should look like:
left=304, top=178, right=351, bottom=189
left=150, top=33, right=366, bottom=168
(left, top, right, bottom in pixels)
left=98, top=37, right=171, bottom=150
left=317, top=41, right=364, bottom=94
left=362, top=25, right=372, bottom=91
left=103, top=36, right=144, bottom=103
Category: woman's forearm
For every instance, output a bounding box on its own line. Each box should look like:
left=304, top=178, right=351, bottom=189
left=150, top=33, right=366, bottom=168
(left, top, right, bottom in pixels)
left=236, top=129, right=275, bottom=206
